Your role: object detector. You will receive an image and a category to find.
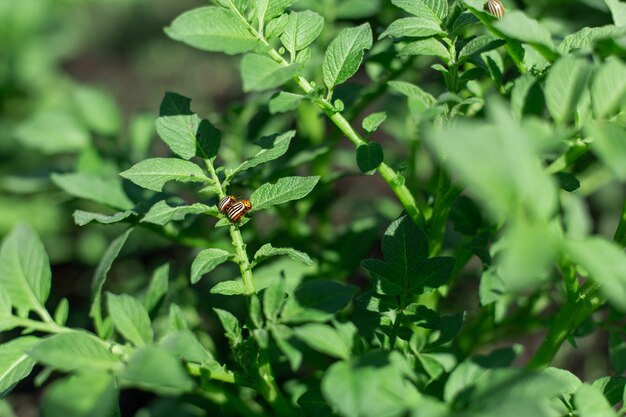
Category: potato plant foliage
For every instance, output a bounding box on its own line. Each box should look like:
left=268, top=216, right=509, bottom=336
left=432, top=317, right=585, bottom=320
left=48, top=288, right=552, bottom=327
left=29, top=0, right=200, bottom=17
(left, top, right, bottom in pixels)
left=2, top=0, right=626, bottom=416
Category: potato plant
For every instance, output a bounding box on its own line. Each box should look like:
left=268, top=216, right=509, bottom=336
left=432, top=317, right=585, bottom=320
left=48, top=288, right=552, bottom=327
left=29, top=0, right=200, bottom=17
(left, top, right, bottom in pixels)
left=1, top=0, right=626, bottom=416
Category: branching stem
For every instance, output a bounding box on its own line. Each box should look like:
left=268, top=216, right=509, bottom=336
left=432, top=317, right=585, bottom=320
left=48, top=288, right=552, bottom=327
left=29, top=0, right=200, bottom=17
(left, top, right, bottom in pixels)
left=225, top=1, right=426, bottom=226
left=203, top=158, right=292, bottom=415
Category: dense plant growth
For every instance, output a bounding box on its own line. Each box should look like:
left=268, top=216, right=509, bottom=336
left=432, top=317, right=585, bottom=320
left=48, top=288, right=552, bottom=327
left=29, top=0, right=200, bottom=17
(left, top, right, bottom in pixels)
left=1, top=0, right=626, bottom=416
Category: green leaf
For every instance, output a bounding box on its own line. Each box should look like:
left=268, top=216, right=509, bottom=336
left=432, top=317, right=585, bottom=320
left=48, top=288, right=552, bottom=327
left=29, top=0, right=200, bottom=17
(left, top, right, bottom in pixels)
left=159, top=330, right=213, bottom=364
left=120, top=346, right=195, bottom=395
left=559, top=25, right=626, bottom=54
left=144, top=264, right=169, bottom=315
left=241, top=54, right=299, bottom=92
left=249, top=294, right=264, bottom=329
left=0, top=224, right=51, bottom=318
left=458, top=34, right=505, bottom=63
left=493, top=11, right=556, bottom=59
left=129, top=113, right=155, bottom=161
left=321, top=351, right=419, bottom=417
left=73, top=210, right=134, bottom=227
left=389, top=80, right=436, bottom=104
left=323, top=23, right=373, bottom=91
left=591, top=58, right=626, bottom=118
left=266, top=14, right=289, bottom=39
left=42, top=372, right=118, bottom=417
left=0, top=337, right=39, bottom=399
left=168, top=304, right=189, bottom=332
left=214, top=308, right=242, bottom=346
left=54, top=298, right=69, bottom=327
left=250, top=176, right=320, bottom=211
left=281, top=280, right=357, bottom=323
left=72, top=86, right=121, bottom=136
left=120, top=158, right=210, bottom=192
left=191, top=248, right=232, bottom=284
left=165, top=7, right=259, bottom=55
left=425, top=101, right=557, bottom=220
left=141, top=201, right=217, bottom=226
left=444, top=347, right=530, bottom=400
left=269, top=92, right=305, bottom=114
left=210, top=280, right=245, bottom=296
left=591, top=376, right=626, bottom=406
left=229, top=131, right=294, bottom=179
left=510, top=73, right=539, bottom=120
left=294, top=323, right=351, bottom=359
left=14, top=111, right=89, bottom=155
left=280, top=11, right=324, bottom=57
left=253, top=243, right=313, bottom=267
left=271, top=325, right=302, bottom=371
left=29, top=332, right=119, bottom=372
left=545, top=56, right=592, bottom=125
left=586, top=121, right=626, bottom=180
left=356, top=142, right=384, bottom=174
left=575, top=384, right=618, bottom=417
left=0, top=287, right=11, bottom=317
left=452, top=11, right=479, bottom=33
left=564, top=237, right=626, bottom=312
left=156, top=92, right=221, bottom=160
left=391, top=0, right=448, bottom=22
left=446, top=360, right=568, bottom=415
left=381, top=17, right=445, bottom=39
left=362, top=215, right=443, bottom=297
left=52, top=173, right=133, bottom=211
left=107, top=293, right=153, bottom=347
left=542, top=367, right=582, bottom=395
left=362, top=112, right=387, bottom=133
left=90, top=228, right=134, bottom=320
left=254, top=0, right=296, bottom=29
left=495, top=216, right=560, bottom=292
left=400, top=38, right=451, bottom=63
left=263, top=277, right=286, bottom=322
left=411, top=398, right=450, bottom=417
left=605, top=0, right=626, bottom=26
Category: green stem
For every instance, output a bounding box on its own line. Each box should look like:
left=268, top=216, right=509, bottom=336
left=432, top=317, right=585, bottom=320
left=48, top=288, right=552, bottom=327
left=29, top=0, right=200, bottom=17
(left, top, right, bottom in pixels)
left=527, top=282, right=601, bottom=369
left=528, top=198, right=626, bottom=368
left=229, top=225, right=255, bottom=296
left=9, top=317, right=71, bottom=334
left=204, top=156, right=292, bottom=415
left=546, top=140, right=588, bottom=174
left=225, top=1, right=425, bottom=226
left=205, top=160, right=255, bottom=296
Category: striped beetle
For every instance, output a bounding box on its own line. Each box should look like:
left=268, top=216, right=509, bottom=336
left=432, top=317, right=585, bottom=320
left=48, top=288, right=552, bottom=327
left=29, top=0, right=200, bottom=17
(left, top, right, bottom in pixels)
left=484, top=0, right=505, bottom=19
left=218, top=195, right=237, bottom=213
left=226, top=199, right=252, bottom=222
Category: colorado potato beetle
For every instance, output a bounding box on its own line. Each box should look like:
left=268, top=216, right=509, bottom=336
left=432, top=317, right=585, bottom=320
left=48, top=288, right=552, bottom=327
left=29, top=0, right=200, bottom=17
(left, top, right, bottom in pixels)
left=218, top=195, right=237, bottom=213
left=484, top=0, right=505, bottom=19
left=226, top=199, right=252, bottom=222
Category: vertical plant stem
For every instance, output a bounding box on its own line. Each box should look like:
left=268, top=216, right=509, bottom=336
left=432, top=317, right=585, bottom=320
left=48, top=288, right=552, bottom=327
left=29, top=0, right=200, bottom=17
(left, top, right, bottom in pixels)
left=204, top=159, right=292, bottom=415
left=205, top=160, right=256, bottom=296
left=527, top=282, right=600, bottom=369
left=529, top=200, right=626, bottom=368
left=228, top=225, right=255, bottom=296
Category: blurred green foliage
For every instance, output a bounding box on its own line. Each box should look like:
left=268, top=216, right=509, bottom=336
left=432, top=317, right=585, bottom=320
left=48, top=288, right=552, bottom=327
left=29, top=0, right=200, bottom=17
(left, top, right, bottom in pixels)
left=0, top=0, right=626, bottom=416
